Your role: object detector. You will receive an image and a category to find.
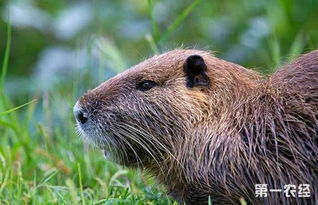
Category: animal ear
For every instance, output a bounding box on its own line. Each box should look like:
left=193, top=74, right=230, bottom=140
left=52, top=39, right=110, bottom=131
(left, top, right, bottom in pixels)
left=183, top=55, right=210, bottom=88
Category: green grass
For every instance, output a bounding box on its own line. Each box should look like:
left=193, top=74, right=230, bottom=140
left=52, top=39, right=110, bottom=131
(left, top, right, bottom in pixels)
left=0, top=57, right=175, bottom=204
left=0, top=1, right=204, bottom=204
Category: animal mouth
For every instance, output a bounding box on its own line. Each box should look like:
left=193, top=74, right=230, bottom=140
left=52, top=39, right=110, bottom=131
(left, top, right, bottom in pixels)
left=73, top=103, right=159, bottom=166
left=75, top=121, right=139, bottom=165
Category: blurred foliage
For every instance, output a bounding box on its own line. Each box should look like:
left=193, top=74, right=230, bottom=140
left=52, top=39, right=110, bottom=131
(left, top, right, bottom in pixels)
left=2, top=0, right=318, bottom=86
left=0, top=0, right=318, bottom=204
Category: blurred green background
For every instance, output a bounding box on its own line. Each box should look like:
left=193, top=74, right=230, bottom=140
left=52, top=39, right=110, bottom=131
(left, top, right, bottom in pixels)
left=2, top=0, right=318, bottom=102
left=0, top=0, right=318, bottom=204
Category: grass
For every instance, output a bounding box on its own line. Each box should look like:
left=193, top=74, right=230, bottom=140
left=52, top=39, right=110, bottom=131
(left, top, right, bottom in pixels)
left=156, top=0, right=203, bottom=45
left=0, top=64, right=176, bottom=204
left=0, top=0, right=315, bottom=204
left=0, top=1, right=203, bottom=204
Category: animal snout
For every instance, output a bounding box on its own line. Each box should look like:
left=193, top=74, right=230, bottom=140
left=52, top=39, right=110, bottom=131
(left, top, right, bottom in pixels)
left=74, top=101, right=88, bottom=125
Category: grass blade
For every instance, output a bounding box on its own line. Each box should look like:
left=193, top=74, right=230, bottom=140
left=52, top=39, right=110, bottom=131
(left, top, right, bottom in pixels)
left=147, top=0, right=160, bottom=41
left=287, top=32, right=306, bottom=62
left=1, top=8, right=12, bottom=90
left=158, top=0, right=202, bottom=45
left=145, top=33, right=159, bottom=54
left=78, top=163, right=86, bottom=205
left=268, top=34, right=281, bottom=71
left=0, top=99, right=37, bottom=116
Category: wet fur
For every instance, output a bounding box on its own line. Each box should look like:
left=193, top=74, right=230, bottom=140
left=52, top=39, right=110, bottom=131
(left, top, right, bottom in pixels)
left=77, top=49, right=318, bottom=205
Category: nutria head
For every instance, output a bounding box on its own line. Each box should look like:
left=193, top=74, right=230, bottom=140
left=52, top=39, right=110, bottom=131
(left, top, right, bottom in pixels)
left=74, top=49, right=318, bottom=204
left=74, top=49, right=258, bottom=168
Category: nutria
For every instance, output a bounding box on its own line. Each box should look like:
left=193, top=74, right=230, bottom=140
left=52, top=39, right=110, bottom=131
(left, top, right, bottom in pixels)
left=74, top=49, right=318, bottom=205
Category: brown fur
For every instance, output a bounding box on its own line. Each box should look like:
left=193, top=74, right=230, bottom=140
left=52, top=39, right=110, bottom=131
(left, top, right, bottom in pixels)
left=76, top=49, right=318, bottom=205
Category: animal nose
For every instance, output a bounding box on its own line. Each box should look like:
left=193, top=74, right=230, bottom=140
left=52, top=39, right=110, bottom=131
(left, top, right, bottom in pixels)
left=75, top=110, right=88, bottom=124
left=74, top=101, right=88, bottom=124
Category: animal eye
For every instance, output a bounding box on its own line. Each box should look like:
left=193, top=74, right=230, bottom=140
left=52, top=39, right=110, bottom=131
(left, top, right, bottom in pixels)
left=136, top=80, right=157, bottom=91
